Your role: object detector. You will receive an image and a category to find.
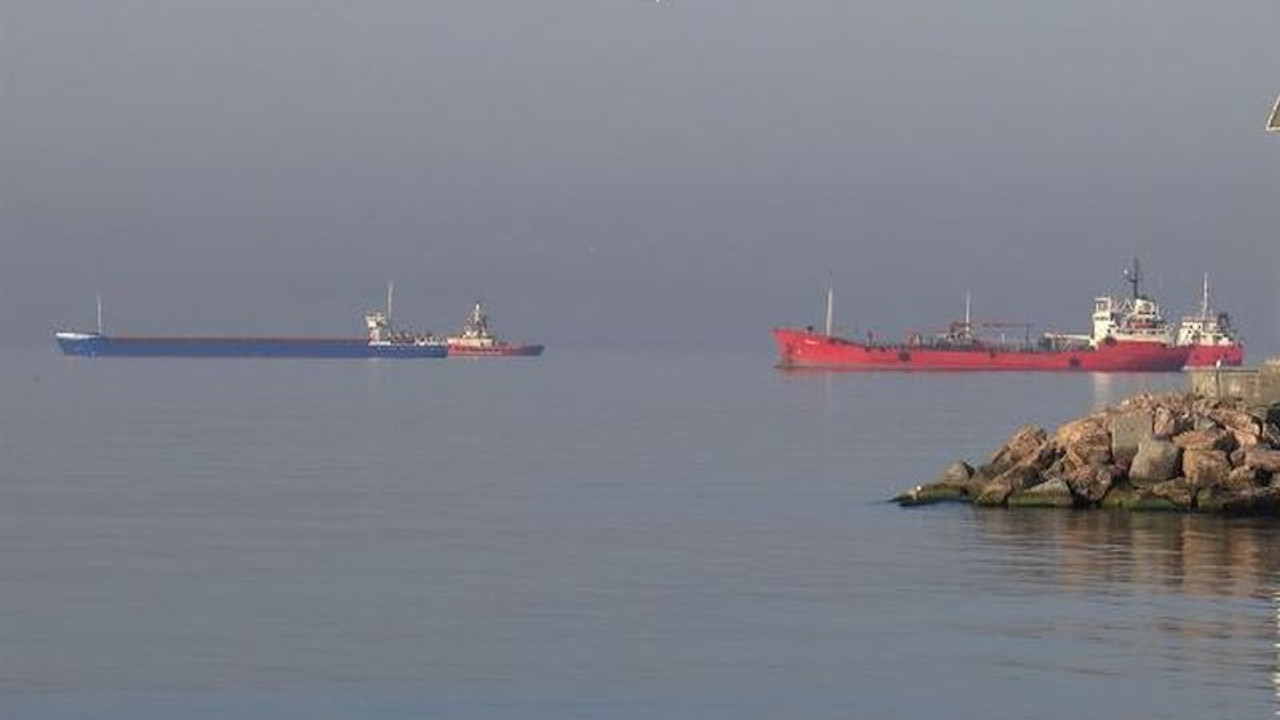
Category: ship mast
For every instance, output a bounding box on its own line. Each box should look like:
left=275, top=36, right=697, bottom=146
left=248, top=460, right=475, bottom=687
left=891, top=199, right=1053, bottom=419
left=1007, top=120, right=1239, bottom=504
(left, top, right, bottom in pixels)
left=823, top=284, right=834, bottom=336
left=96, top=292, right=104, bottom=335
left=386, top=281, right=394, bottom=328
left=1123, top=258, right=1143, bottom=300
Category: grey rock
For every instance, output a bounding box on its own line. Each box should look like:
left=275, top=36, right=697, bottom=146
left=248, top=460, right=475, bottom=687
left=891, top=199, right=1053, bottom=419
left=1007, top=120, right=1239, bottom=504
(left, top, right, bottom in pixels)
left=1128, top=439, right=1181, bottom=486
left=1230, top=448, right=1247, bottom=467
left=1109, top=411, right=1153, bottom=466
left=1148, top=478, right=1196, bottom=510
left=1152, top=406, right=1183, bottom=439
left=974, top=462, right=1041, bottom=507
left=1203, top=486, right=1280, bottom=515
left=935, top=461, right=975, bottom=488
left=1100, top=484, right=1180, bottom=512
left=895, top=483, right=967, bottom=506
left=1009, top=478, right=1075, bottom=508
left=1063, top=464, right=1117, bottom=503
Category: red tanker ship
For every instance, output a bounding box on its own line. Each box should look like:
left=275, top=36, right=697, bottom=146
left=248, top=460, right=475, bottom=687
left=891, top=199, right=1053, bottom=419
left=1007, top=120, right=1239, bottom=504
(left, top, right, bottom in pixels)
left=773, top=261, right=1191, bottom=372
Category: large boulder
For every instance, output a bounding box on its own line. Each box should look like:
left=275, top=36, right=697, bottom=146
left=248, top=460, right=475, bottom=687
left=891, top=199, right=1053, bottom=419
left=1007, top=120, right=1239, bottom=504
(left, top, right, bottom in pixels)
left=1230, top=448, right=1247, bottom=467
left=1053, top=417, right=1111, bottom=469
left=1172, top=428, right=1236, bottom=452
left=974, top=461, right=1041, bottom=506
left=1063, top=464, right=1118, bottom=503
left=1152, top=405, right=1186, bottom=439
left=895, top=483, right=966, bottom=506
left=1008, top=478, right=1076, bottom=508
left=934, top=461, right=975, bottom=489
left=1245, top=448, right=1280, bottom=474
left=1199, top=486, right=1280, bottom=515
left=1148, top=478, right=1197, bottom=510
left=1128, top=439, right=1181, bottom=486
left=1100, top=484, right=1181, bottom=512
left=1231, top=429, right=1261, bottom=452
left=1183, top=448, right=1232, bottom=488
left=1263, top=422, right=1280, bottom=449
left=1222, top=466, right=1262, bottom=493
left=1209, top=408, right=1261, bottom=440
left=1109, top=410, right=1153, bottom=466
left=974, top=480, right=1015, bottom=507
left=982, top=425, right=1048, bottom=477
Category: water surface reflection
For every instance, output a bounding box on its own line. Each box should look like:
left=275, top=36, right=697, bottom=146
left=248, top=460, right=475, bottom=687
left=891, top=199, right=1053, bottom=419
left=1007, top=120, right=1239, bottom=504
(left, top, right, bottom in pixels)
left=966, top=510, right=1280, bottom=715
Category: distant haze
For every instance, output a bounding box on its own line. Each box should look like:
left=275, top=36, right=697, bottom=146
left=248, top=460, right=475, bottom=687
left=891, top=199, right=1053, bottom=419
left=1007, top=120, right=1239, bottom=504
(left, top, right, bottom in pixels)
left=3, top=1, right=1278, bottom=352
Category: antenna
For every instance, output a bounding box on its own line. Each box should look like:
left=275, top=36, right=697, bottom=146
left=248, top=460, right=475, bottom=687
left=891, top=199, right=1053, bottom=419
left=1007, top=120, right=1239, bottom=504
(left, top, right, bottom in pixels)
left=1267, top=95, right=1280, bottom=132
left=96, top=293, right=104, bottom=335
left=1201, top=272, right=1210, bottom=318
left=385, top=281, right=394, bottom=326
left=1122, top=258, right=1143, bottom=300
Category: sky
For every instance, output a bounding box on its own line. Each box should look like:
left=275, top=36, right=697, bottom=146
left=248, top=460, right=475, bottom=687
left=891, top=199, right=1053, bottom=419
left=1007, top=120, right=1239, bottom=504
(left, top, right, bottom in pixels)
left=2, top=1, right=1278, bottom=352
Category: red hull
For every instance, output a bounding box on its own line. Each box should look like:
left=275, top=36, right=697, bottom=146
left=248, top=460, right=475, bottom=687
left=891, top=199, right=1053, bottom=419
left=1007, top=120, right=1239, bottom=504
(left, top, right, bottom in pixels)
left=772, top=328, right=1191, bottom=372
left=1183, top=344, right=1244, bottom=368
left=447, top=343, right=544, bottom=357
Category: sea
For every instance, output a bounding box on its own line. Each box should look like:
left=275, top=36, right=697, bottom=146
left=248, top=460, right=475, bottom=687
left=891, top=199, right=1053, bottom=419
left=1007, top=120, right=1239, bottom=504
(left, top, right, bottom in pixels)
left=2, top=347, right=1278, bottom=720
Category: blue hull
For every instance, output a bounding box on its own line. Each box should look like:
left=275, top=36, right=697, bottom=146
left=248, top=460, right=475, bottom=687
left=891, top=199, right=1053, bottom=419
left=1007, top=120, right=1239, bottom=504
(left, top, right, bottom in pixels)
left=55, top=335, right=448, bottom=359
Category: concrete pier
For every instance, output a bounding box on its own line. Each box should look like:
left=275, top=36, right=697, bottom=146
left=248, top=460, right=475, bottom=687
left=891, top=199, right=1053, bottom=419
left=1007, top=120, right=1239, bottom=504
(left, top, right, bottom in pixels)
left=1186, top=358, right=1280, bottom=412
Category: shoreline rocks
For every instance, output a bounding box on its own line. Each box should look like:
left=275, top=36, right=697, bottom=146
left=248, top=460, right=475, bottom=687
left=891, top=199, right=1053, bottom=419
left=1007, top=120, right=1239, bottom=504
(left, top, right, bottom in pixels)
left=895, top=392, right=1280, bottom=515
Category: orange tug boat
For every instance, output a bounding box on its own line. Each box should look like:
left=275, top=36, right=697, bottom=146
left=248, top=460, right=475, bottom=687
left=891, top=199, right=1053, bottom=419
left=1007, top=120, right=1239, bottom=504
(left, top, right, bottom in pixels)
left=446, top=302, right=544, bottom=357
left=773, top=261, right=1198, bottom=372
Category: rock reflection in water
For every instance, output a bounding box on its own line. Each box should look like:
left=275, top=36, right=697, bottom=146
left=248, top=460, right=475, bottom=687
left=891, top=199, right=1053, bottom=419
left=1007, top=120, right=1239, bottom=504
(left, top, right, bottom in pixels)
left=967, top=510, right=1280, bottom=710
left=971, top=511, right=1279, bottom=596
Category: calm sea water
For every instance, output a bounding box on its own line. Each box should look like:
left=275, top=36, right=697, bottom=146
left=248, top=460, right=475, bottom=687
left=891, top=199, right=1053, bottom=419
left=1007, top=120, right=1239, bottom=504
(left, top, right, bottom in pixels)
left=2, top=348, right=1277, bottom=719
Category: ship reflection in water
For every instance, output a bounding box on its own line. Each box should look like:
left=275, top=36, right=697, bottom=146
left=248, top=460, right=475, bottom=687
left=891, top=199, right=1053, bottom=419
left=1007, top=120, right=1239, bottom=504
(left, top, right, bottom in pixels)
left=1087, top=372, right=1173, bottom=411
left=966, top=510, right=1280, bottom=711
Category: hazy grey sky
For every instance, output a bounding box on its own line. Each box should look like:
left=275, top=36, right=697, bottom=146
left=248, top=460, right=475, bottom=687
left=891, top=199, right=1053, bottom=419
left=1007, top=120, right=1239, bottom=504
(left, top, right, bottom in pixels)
left=2, top=1, right=1277, bottom=351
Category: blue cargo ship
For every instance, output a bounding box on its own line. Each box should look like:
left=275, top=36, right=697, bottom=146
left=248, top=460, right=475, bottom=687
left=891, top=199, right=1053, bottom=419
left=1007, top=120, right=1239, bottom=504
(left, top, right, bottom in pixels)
left=54, top=287, right=448, bottom=359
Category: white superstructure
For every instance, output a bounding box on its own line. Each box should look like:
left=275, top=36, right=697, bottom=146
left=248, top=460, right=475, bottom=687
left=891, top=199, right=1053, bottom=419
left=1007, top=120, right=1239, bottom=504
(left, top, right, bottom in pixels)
left=1176, top=274, right=1239, bottom=348
left=1090, top=295, right=1173, bottom=345
left=1087, top=259, right=1174, bottom=346
left=447, top=301, right=499, bottom=349
left=364, top=282, right=440, bottom=346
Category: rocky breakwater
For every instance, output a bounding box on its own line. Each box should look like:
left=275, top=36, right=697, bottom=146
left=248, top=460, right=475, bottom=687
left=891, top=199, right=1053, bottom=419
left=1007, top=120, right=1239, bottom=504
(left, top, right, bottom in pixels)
left=895, top=393, right=1280, bottom=515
